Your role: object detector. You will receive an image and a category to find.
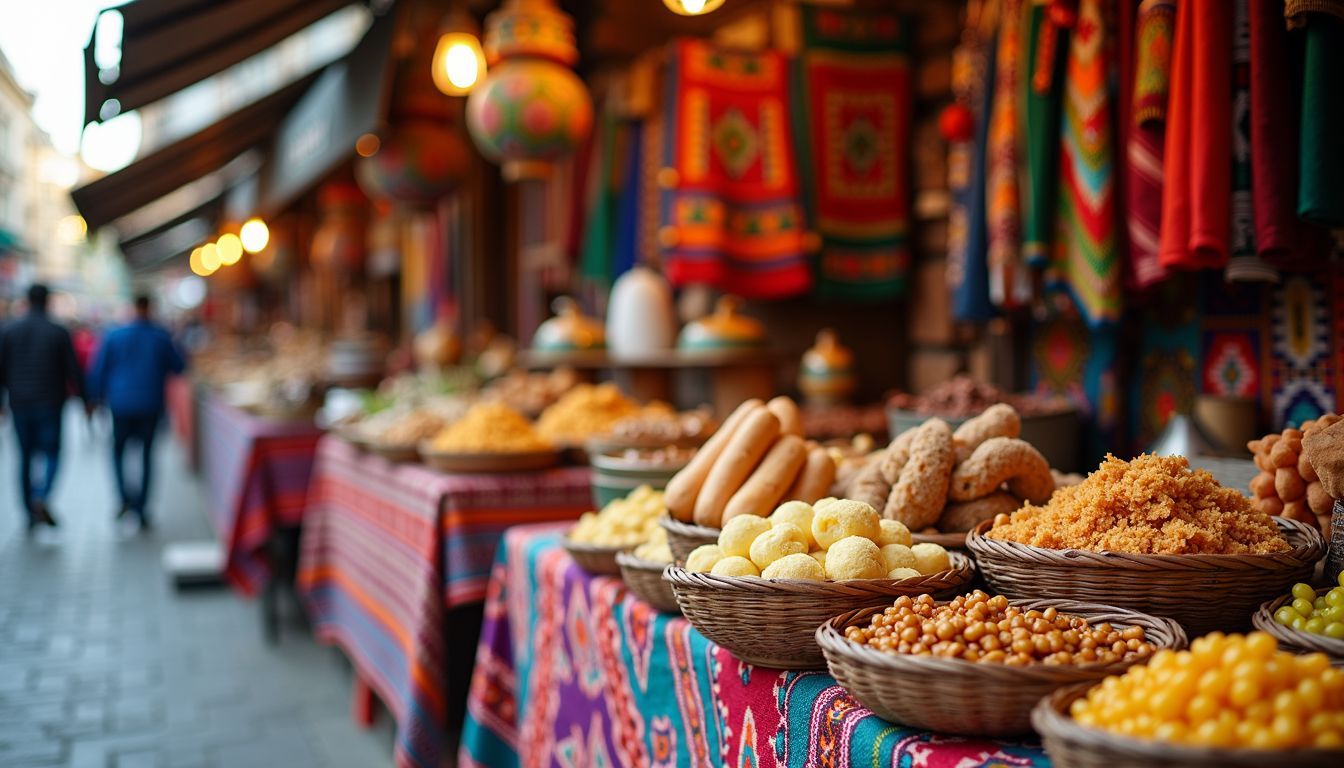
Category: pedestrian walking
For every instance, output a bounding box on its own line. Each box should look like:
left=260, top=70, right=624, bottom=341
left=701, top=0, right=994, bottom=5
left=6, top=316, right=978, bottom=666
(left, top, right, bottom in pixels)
left=89, top=295, right=185, bottom=530
left=0, top=284, right=89, bottom=531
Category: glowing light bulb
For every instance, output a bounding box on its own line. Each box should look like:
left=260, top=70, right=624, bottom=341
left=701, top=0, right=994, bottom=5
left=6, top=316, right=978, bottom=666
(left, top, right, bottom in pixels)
left=240, top=218, right=269, bottom=254
left=200, top=242, right=221, bottom=271
left=432, top=14, right=486, bottom=96
left=189, top=247, right=214, bottom=277
left=663, top=0, right=724, bottom=15
left=217, top=233, right=243, bottom=265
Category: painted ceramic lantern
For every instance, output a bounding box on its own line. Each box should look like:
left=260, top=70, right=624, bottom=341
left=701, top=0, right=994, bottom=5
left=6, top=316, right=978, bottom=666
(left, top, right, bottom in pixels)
left=310, top=181, right=368, bottom=273
left=355, top=121, right=472, bottom=208
left=799, top=329, right=856, bottom=406
left=466, top=0, right=593, bottom=180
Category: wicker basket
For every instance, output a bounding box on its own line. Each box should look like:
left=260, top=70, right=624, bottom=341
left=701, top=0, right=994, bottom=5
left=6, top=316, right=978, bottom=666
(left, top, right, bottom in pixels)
left=1328, top=500, right=1343, bottom=586
left=1251, top=588, right=1344, bottom=666
left=562, top=539, right=627, bottom=576
left=660, top=516, right=721, bottom=563
left=615, top=553, right=681, bottom=614
left=966, top=517, right=1327, bottom=635
left=1032, top=683, right=1343, bottom=767
left=912, top=530, right=968, bottom=549
left=816, top=599, right=1187, bottom=736
left=664, top=553, right=976, bottom=669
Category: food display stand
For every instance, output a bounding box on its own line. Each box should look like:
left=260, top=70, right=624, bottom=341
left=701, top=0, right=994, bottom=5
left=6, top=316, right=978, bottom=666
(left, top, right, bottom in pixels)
left=298, top=436, right=592, bottom=768
left=460, top=525, right=1049, bottom=768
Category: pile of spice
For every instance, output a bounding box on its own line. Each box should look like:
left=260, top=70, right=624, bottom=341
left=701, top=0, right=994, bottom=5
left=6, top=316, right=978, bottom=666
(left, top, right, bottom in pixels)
left=985, top=454, right=1289, bottom=555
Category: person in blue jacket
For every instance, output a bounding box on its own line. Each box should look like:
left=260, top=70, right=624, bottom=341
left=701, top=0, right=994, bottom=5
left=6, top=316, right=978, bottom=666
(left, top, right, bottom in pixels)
left=89, top=295, right=186, bottom=530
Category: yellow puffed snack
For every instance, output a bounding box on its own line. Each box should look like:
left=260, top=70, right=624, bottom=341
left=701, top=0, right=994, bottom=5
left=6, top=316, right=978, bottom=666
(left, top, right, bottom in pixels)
left=910, top=542, right=951, bottom=575
left=824, top=536, right=887, bottom=581
left=711, top=556, right=760, bottom=577
left=718, top=515, right=773, bottom=559
left=748, top=522, right=809, bottom=569
left=887, top=567, right=922, bottom=580
left=877, top=519, right=913, bottom=547
left=686, top=544, right=725, bottom=573
left=770, top=501, right=817, bottom=548
left=633, top=527, right=673, bottom=563
left=880, top=543, right=917, bottom=573
left=812, top=498, right=882, bottom=549
left=761, top=553, right=826, bottom=581
left=809, top=550, right=827, bottom=569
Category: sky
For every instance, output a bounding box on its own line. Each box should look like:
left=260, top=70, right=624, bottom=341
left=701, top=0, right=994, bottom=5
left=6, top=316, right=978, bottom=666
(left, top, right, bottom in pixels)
left=0, top=0, right=114, bottom=157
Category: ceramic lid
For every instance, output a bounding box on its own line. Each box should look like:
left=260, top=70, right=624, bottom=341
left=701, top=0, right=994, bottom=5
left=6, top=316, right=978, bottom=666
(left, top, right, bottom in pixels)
left=534, top=296, right=606, bottom=351
left=677, top=296, right=765, bottom=350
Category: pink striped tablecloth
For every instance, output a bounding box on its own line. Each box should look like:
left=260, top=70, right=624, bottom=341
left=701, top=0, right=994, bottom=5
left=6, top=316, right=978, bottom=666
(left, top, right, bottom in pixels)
left=200, top=394, right=322, bottom=594
left=298, top=436, right=591, bottom=768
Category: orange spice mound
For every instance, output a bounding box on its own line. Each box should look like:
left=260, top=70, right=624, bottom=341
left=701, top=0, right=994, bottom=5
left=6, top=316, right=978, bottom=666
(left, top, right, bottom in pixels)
left=985, top=454, right=1290, bottom=555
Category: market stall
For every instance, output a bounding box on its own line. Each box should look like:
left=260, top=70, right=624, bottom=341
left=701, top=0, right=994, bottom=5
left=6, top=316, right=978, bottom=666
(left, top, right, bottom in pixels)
left=461, top=524, right=1049, bottom=767
left=199, top=392, right=323, bottom=596
left=297, top=436, right=592, bottom=768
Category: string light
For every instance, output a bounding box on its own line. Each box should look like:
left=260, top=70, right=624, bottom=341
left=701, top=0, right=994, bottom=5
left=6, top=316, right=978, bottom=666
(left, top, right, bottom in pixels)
left=189, top=247, right=214, bottom=277
left=200, top=242, right=220, bottom=271
left=239, top=217, right=269, bottom=253
left=217, top=233, right=243, bottom=266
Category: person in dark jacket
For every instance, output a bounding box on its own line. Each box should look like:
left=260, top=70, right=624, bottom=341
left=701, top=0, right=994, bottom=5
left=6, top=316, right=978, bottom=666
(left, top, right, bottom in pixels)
left=0, top=284, right=88, bottom=530
left=89, top=295, right=185, bottom=529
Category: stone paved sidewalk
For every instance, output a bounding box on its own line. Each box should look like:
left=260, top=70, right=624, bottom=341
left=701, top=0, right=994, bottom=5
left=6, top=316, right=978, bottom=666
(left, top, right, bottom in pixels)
left=0, top=409, right=397, bottom=768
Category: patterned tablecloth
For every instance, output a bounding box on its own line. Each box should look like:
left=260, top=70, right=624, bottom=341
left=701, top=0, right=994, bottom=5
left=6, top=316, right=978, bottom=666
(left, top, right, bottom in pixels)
left=200, top=394, right=323, bottom=594
left=461, top=526, right=1050, bottom=768
left=298, top=437, right=591, bottom=768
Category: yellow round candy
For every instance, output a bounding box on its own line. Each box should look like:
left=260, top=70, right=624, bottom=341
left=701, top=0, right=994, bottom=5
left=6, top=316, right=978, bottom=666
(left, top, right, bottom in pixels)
left=910, top=542, right=951, bottom=575
left=877, top=518, right=912, bottom=547
left=748, top=522, right=809, bottom=569
left=718, top=515, right=772, bottom=558
left=812, top=498, right=881, bottom=549
left=710, top=555, right=760, bottom=577
left=770, top=501, right=817, bottom=548
left=824, top=535, right=886, bottom=581
left=880, top=543, right=917, bottom=573
left=685, top=544, right=724, bottom=573
left=761, top=552, right=826, bottom=581
left=886, top=567, right=922, bottom=580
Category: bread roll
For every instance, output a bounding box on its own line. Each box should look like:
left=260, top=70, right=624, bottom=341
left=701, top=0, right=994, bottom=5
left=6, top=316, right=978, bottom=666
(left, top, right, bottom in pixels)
left=722, top=435, right=808, bottom=523
left=692, top=408, right=781, bottom=528
left=664, top=399, right=762, bottom=521
left=766, top=396, right=803, bottom=438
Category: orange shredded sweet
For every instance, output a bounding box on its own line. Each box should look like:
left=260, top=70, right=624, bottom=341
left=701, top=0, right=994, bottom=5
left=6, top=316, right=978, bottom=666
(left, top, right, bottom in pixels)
left=985, top=454, right=1290, bottom=555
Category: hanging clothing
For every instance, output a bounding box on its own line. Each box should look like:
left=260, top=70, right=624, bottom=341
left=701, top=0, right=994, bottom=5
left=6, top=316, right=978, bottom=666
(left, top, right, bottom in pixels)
left=1020, top=1, right=1066, bottom=268
left=1050, top=0, right=1121, bottom=326
left=987, top=0, right=1030, bottom=308
left=1297, top=14, right=1344, bottom=227
left=951, top=12, right=996, bottom=323
left=1126, top=0, right=1175, bottom=290
left=1226, top=0, right=1279, bottom=283
left=1159, top=0, right=1232, bottom=270
left=1249, top=0, right=1304, bottom=264
left=794, top=5, right=913, bottom=301
left=659, top=40, right=812, bottom=299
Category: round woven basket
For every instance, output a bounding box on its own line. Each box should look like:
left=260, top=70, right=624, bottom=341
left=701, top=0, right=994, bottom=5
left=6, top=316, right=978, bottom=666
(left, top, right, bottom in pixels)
left=1328, top=500, right=1343, bottom=586
left=912, top=530, right=967, bottom=549
left=966, top=517, right=1326, bottom=635
left=562, top=539, right=627, bottom=576
left=815, top=599, right=1187, bottom=736
left=664, top=552, right=976, bottom=669
left=1032, top=683, right=1343, bottom=767
left=659, top=516, right=720, bottom=563
left=1251, top=588, right=1344, bottom=667
left=615, top=553, right=681, bottom=614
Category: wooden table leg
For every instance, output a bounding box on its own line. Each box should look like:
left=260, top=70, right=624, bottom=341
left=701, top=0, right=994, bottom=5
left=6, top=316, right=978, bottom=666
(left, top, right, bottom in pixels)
left=352, top=674, right=376, bottom=728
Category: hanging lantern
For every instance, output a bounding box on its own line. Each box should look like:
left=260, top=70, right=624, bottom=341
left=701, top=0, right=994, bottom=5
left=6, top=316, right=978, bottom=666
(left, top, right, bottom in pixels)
left=663, top=0, right=726, bottom=15
left=355, top=121, right=473, bottom=207
left=466, top=0, right=593, bottom=181
left=432, top=10, right=487, bottom=96
left=310, top=181, right=368, bottom=273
